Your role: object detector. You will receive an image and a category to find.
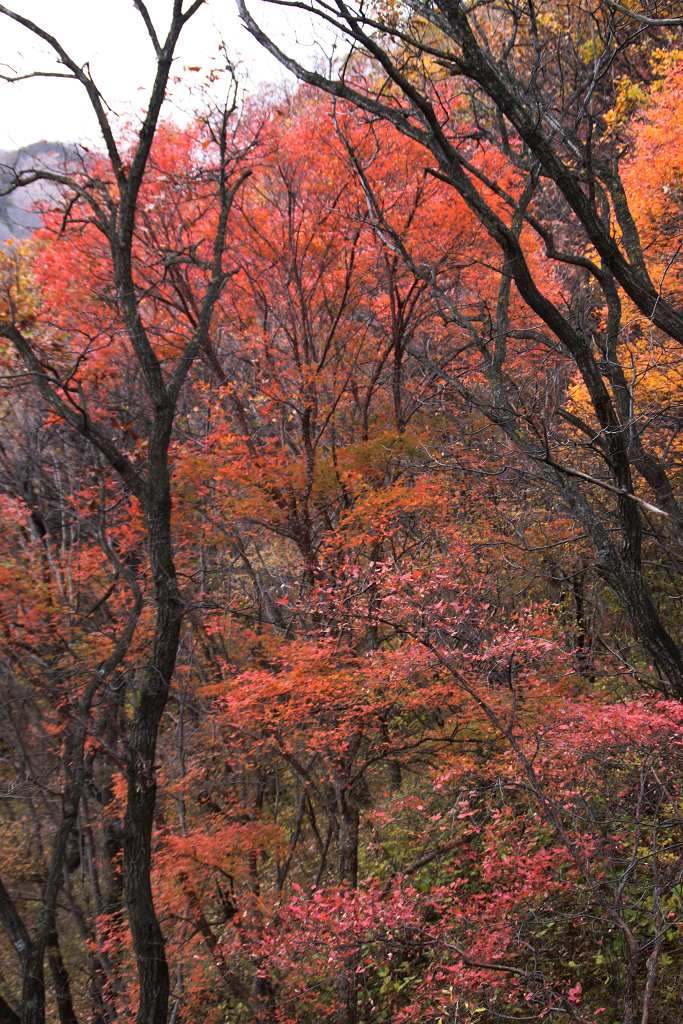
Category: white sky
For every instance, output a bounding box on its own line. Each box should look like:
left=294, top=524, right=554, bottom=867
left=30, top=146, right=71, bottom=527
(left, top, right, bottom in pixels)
left=0, top=0, right=328, bottom=150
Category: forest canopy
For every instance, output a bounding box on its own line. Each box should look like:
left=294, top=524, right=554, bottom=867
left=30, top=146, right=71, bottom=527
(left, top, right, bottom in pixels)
left=0, top=2, right=682, bottom=1023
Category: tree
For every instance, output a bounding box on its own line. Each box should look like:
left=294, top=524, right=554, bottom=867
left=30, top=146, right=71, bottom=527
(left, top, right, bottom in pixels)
left=238, top=0, right=683, bottom=692
left=0, top=4, right=252, bottom=1021
left=0, top=11, right=681, bottom=1022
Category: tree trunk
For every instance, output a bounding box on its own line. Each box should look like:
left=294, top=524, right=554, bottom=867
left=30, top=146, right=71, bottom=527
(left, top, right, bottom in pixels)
left=605, top=559, right=683, bottom=696
left=0, top=995, right=19, bottom=1024
left=46, top=931, right=79, bottom=1024
left=335, top=780, right=360, bottom=1024
left=124, top=449, right=182, bottom=1024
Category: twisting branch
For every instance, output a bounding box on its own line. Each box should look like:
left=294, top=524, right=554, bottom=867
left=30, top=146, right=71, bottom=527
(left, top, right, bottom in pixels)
left=604, top=1, right=683, bottom=27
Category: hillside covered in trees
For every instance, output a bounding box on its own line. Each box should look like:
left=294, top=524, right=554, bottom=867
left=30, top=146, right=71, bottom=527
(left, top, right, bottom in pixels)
left=0, top=2, right=682, bottom=1023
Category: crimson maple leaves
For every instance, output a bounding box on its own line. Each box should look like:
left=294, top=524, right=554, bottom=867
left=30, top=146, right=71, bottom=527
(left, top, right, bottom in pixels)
left=0, top=11, right=682, bottom=1023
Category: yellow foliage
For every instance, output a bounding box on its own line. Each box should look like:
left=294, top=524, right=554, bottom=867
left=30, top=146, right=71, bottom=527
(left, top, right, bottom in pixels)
left=604, top=77, right=648, bottom=132
left=568, top=335, right=683, bottom=461
left=0, top=241, right=39, bottom=326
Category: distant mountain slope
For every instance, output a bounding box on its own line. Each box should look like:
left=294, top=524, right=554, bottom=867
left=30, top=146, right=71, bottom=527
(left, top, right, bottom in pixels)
left=0, top=140, right=78, bottom=241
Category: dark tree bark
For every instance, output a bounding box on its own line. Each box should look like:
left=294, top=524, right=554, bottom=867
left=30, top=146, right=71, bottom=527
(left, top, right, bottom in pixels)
left=0, top=995, right=20, bottom=1024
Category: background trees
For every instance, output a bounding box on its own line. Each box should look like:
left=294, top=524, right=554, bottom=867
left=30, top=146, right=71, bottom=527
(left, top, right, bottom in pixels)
left=239, top=0, right=683, bottom=692
left=0, top=2, right=681, bottom=1022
